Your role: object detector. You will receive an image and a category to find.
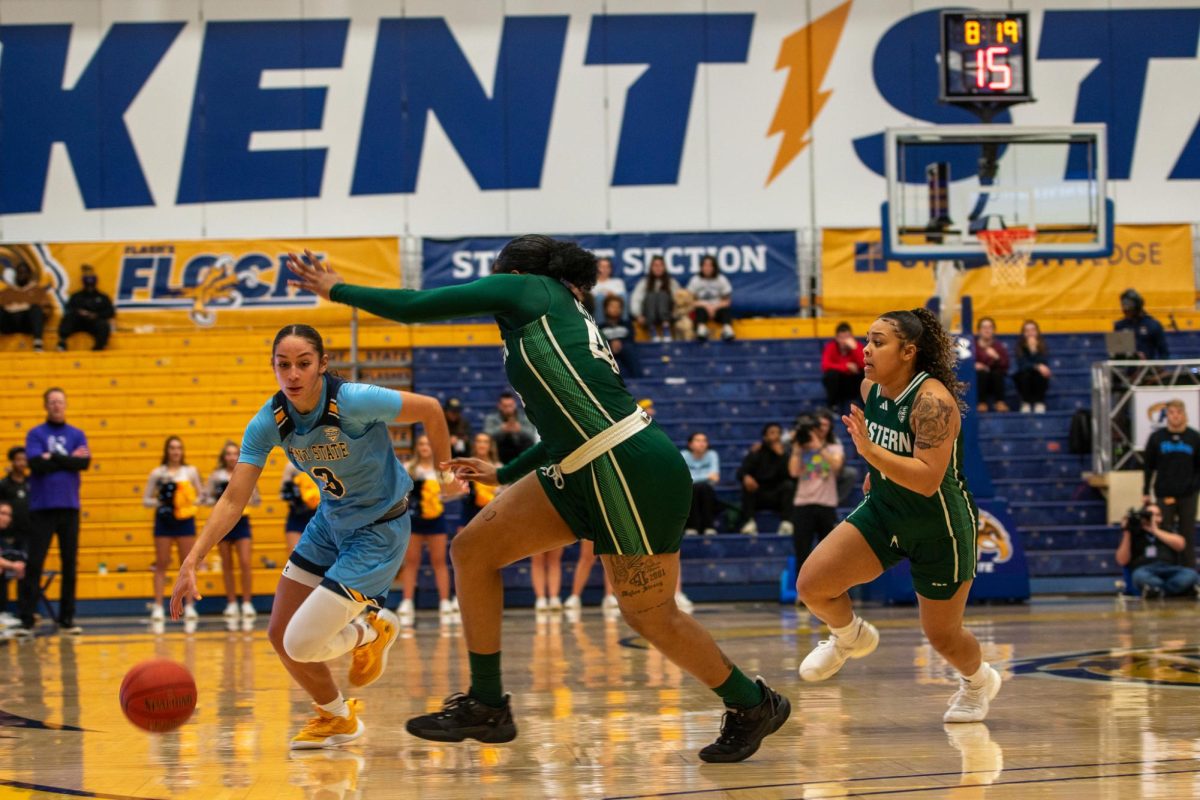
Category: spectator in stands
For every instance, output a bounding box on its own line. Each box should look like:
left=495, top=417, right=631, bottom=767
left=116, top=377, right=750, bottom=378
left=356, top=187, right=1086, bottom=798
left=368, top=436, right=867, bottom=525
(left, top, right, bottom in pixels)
left=788, top=414, right=843, bottom=570
left=1116, top=503, right=1199, bottom=597
left=280, top=462, right=318, bottom=555
left=18, top=388, right=89, bottom=636
left=56, top=265, right=115, bottom=351
left=736, top=423, right=795, bottom=535
left=0, top=447, right=30, bottom=628
left=1115, top=288, right=1169, bottom=360
left=0, top=501, right=25, bottom=628
left=398, top=434, right=461, bottom=627
left=483, top=391, right=538, bottom=464
left=687, top=255, right=735, bottom=341
left=143, top=435, right=203, bottom=624
left=681, top=432, right=720, bottom=536
left=599, top=295, right=642, bottom=378
left=1142, top=399, right=1200, bottom=567
left=0, top=447, right=32, bottom=552
left=461, top=432, right=503, bottom=531
left=813, top=409, right=858, bottom=505
left=592, top=257, right=627, bottom=319
left=1013, top=320, right=1052, bottom=414
left=204, top=441, right=260, bottom=621
left=821, top=323, right=864, bottom=412
left=631, top=255, right=682, bottom=342
left=974, top=316, right=1010, bottom=412
left=0, top=260, right=47, bottom=351
left=443, top=397, right=472, bottom=457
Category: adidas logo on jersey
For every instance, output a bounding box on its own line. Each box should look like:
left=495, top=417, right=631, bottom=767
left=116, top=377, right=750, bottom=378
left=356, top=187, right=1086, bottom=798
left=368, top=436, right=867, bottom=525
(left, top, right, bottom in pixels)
left=879, top=400, right=889, bottom=410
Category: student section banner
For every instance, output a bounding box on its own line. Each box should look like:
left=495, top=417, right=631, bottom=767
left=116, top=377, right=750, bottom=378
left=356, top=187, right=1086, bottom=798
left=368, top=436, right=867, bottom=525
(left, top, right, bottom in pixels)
left=822, top=225, right=1194, bottom=319
left=422, top=231, right=799, bottom=316
left=0, top=237, right=400, bottom=328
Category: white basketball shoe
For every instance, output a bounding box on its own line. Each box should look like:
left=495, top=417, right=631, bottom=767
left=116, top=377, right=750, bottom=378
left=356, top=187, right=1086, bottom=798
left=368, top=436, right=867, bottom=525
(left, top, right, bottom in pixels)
left=944, top=664, right=1002, bottom=723
left=799, top=617, right=879, bottom=682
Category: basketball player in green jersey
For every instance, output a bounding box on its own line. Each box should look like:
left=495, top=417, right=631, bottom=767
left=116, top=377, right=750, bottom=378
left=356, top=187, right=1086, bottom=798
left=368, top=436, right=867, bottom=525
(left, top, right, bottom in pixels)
left=796, top=307, right=1001, bottom=724
left=286, top=237, right=790, bottom=763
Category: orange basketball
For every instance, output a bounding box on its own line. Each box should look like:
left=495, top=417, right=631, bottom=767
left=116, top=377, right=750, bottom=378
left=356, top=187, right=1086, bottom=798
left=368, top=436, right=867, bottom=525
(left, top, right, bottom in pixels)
left=119, top=659, right=197, bottom=732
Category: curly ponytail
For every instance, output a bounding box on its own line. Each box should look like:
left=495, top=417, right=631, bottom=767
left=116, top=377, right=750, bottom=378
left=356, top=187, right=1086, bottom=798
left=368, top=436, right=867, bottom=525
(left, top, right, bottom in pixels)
left=879, top=307, right=966, bottom=412
left=493, top=234, right=599, bottom=292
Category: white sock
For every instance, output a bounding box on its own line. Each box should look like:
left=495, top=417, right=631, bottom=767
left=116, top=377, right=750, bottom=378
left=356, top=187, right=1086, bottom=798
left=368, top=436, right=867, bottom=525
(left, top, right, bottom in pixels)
left=963, top=662, right=991, bottom=687
left=830, top=616, right=861, bottom=640
left=354, top=617, right=379, bottom=647
left=318, top=693, right=350, bottom=719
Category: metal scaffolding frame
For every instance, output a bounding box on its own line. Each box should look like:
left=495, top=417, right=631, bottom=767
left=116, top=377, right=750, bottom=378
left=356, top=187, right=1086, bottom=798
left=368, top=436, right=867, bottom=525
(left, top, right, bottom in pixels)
left=1091, top=359, right=1200, bottom=473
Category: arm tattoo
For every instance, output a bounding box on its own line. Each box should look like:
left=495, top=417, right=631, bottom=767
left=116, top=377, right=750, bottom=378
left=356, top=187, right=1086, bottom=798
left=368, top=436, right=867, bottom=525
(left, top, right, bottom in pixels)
left=911, top=392, right=955, bottom=450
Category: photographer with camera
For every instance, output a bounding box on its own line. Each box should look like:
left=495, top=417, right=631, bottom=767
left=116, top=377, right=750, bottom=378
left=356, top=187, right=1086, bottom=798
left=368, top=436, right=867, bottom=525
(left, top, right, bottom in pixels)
left=1116, top=503, right=1199, bottom=598
left=788, top=415, right=844, bottom=571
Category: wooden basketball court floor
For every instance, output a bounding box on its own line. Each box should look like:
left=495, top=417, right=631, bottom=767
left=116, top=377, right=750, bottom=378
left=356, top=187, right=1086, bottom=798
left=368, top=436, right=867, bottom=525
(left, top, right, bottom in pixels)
left=1, top=598, right=1198, bottom=799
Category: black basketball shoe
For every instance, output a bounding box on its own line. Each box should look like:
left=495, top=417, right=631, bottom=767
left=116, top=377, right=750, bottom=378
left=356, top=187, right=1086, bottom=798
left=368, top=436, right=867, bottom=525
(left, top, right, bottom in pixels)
left=405, top=692, right=518, bottom=744
left=698, top=678, right=791, bottom=763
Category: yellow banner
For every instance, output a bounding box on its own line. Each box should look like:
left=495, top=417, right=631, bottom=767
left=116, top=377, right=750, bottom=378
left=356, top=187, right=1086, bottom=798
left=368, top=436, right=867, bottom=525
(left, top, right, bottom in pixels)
left=0, top=237, right=399, bottom=329
left=821, top=225, right=1194, bottom=321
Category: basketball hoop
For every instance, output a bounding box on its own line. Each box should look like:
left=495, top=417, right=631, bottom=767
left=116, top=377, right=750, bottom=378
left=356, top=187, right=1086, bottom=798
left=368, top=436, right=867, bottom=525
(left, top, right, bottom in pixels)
left=977, top=227, right=1036, bottom=287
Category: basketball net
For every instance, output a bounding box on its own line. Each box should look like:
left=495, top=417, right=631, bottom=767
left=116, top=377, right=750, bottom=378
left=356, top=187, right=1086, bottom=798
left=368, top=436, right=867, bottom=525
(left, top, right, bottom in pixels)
left=978, top=227, right=1036, bottom=287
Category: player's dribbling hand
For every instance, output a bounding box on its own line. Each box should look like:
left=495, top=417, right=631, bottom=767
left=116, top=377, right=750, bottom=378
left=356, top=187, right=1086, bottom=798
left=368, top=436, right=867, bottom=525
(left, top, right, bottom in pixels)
left=169, top=559, right=202, bottom=620
left=443, top=458, right=499, bottom=487
left=286, top=249, right=345, bottom=301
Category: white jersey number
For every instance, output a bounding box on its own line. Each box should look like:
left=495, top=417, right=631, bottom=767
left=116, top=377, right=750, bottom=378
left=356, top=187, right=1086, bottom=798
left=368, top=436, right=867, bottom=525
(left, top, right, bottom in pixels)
left=576, top=300, right=620, bottom=374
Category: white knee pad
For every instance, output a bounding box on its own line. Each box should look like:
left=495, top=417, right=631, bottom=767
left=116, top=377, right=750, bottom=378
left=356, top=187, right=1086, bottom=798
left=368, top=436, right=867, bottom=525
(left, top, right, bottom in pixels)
left=282, top=586, right=366, bottom=663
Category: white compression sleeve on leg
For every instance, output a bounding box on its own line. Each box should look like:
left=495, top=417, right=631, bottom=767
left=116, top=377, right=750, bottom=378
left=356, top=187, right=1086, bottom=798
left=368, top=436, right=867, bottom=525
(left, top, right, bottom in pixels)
left=282, top=586, right=368, bottom=663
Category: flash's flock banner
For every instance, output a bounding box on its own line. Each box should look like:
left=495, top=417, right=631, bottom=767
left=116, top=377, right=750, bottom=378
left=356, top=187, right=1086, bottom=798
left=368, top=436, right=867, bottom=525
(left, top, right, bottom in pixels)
left=2, top=3, right=1200, bottom=241
left=0, top=238, right=399, bottom=328
left=821, top=225, right=1194, bottom=318
left=422, top=231, right=799, bottom=316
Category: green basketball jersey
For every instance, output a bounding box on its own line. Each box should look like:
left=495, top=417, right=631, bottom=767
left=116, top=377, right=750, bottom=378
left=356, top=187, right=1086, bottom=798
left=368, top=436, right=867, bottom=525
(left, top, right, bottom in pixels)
left=497, top=276, right=639, bottom=462
left=863, top=373, right=978, bottom=536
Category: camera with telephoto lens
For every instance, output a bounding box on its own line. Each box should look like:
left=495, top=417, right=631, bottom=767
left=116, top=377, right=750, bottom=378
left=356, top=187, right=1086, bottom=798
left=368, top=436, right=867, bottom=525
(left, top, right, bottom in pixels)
left=793, top=414, right=822, bottom=449
left=1124, top=506, right=1153, bottom=535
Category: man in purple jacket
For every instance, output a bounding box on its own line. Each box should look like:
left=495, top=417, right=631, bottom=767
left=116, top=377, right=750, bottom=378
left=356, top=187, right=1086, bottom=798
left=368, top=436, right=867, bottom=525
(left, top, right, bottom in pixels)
left=16, top=388, right=90, bottom=636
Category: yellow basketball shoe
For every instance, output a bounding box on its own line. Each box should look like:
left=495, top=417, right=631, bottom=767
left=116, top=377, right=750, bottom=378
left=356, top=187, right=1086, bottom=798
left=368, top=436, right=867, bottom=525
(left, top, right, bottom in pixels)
left=290, top=699, right=364, bottom=750
left=348, top=609, right=400, bottom=688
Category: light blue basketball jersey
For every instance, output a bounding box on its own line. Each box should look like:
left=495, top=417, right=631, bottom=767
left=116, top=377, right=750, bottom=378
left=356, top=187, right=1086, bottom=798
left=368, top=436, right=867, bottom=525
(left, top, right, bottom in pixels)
left=240, top=376, right=413, bottom=530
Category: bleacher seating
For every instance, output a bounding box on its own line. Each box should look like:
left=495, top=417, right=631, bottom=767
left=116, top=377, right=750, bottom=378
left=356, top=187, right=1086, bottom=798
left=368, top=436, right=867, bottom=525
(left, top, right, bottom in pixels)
left=415, top=331, right=1200, bottom=600
left=3, top=326, right=1197, bottom=612
left=1, top=326, right=413, bottom=610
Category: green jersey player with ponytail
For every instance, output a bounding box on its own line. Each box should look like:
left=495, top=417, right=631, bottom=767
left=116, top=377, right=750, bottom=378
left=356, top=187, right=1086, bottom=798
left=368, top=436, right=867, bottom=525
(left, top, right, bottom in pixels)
left=795, top=307, right=1001, bottom=725
left=287, top=236, right=790, bottom=763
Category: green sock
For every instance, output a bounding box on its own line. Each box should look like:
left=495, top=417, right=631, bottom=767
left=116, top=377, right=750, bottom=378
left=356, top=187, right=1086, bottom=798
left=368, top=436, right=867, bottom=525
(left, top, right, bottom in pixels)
left=468, top=651, right=504, bottom=707
left=713, top=666, right=764, bottom=709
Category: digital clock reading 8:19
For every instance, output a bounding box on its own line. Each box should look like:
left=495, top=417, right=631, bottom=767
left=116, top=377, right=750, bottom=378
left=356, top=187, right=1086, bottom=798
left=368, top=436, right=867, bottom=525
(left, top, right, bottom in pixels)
left=940, top=11, right=1032, bottom=104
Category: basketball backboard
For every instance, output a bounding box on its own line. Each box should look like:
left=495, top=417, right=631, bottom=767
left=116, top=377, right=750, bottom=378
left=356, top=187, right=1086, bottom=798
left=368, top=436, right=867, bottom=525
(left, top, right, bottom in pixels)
left=882, top=125, right=1112, bottom=262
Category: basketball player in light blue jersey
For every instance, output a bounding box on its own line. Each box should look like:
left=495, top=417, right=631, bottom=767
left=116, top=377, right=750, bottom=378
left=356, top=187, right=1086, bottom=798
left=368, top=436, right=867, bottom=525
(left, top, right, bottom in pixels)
left=171, top=324, right=458, bottom=749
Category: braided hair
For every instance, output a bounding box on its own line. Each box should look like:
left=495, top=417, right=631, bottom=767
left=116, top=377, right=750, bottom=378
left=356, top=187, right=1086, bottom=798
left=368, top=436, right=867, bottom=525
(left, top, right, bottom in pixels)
left=493, top=234, right=598, bottom=293
left=878, top=307, right=966, bottom=412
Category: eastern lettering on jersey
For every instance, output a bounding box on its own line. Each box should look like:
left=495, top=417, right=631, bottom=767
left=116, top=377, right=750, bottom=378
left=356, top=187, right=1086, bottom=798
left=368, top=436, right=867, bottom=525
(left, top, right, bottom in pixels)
left=868, top=421, right=912, bottom=454
left=288, top=441, right=351, bottom=464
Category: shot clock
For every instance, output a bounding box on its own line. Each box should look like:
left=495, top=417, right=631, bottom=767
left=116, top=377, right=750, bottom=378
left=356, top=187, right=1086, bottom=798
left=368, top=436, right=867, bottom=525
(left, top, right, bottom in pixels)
left=940, top=11, right=1032, bottom=105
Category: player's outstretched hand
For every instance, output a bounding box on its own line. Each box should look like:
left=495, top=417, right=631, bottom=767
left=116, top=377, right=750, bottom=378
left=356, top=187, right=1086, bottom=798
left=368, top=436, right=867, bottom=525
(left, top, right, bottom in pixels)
left=842, top=405, right=873, bottom=458
left=286, top=249, right=345, bottom=301
left=170, top=558, right=202, bottom=620
left=443, top=458, right=499, bottom=487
